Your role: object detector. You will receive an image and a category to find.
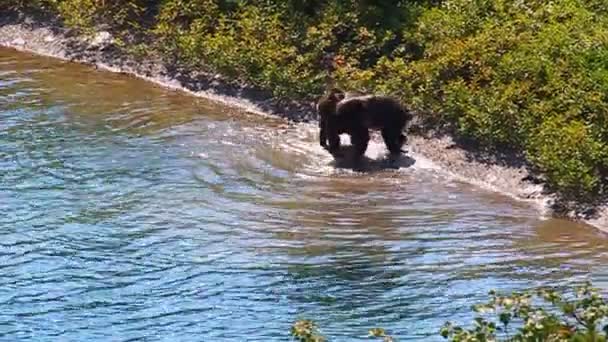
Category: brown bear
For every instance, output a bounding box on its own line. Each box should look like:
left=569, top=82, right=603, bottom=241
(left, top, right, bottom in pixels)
left=317, top=88, right=412, bottom=160
left=317, top=87, right=360, bottom=150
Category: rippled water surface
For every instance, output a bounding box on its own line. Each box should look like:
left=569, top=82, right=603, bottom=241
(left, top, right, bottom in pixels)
left=3, top=48, right=608, bottom=341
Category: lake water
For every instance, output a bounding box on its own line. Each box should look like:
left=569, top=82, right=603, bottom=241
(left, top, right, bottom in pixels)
left=2, top=48, right=608, bottom=341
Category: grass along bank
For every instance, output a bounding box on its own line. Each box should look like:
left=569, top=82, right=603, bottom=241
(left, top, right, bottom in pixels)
left=3, top=0, right=608, bottom=217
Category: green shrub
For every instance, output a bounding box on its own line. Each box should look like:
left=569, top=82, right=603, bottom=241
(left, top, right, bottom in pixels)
left=528, top=118, right=606, bottom=199
left=0, top=0, right=57, bottom=12
left=48, top=0, right=147, bottom=36
left=290, top=319, right=394, bottom=342
left=441, top=282, right=608, bottom=342
left=354, top=0, right=608, bottom=201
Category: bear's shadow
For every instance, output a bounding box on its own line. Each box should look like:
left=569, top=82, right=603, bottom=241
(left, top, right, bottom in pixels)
left=328, top=145, right=416, bottom=173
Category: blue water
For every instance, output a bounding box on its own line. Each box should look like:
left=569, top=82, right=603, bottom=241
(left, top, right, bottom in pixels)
left=2, top=48, right=608, bottom=341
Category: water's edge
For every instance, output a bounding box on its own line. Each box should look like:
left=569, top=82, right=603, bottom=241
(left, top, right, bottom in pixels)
left=2, top=13, right=606, bottom=231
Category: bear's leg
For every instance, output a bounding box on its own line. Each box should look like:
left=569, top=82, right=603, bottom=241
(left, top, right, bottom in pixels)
left=327, top=128, right=343, bottom=157
left=381, top=127, right=404, bottom=156
left=398, top=133, right=407, bottom=146
left=351, top=127, right=370, bottom=159
left=319, top=120, right=327, bottom=149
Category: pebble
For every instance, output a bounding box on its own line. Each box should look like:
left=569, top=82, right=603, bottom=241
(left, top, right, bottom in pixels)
left=90, top=31, right=113, bottom=47
left=11, top=37, right=25, bottom=46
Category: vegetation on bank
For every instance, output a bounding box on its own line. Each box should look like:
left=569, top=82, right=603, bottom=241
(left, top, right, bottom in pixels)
left=292, top=282, right=608, bottom=341
left=3, top=0, right=608, bottom=206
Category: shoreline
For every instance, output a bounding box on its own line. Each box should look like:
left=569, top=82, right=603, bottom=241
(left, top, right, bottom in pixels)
left=2, top=13, right=606, bottom=231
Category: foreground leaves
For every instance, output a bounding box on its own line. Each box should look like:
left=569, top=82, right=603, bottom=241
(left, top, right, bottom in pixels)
left=290, top=320, right=395, bottom=342
left=441, top=282, right=608, bottom=341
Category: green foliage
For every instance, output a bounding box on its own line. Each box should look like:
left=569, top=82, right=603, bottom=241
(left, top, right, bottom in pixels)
left=10, top=0, right=149, bottom=36
left=291, top=319, right=326, bottom=342
left=441, top=282, right=608, bottom=342
left=345, top=0, right=608, bottom=201
left=368, top=328, right=396, bottom=342
left=290, top=319, right=395, bottom=342
left=55, top=0, right=99, bottom=33
left=7, top=0, right=608, bottom=202
left=0, top=0, right=56, bottom=12
left=528, top=118, right=606, bottom=199
left=153, top=0, right=323, bottom=98
left=150, top=0, right=421, bottom=99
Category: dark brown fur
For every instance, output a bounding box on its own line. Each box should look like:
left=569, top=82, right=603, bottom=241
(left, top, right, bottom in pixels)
left=319, top=93, right=412, bottom=159
left=317, top=87, right=346, bottom=150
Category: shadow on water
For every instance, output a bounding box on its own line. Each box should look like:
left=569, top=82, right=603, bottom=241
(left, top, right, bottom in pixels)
left=328, top=145, right=417, bottom=173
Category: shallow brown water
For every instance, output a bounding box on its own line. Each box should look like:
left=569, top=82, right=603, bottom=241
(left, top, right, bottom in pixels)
left=2, top=47, right=608, bottom=341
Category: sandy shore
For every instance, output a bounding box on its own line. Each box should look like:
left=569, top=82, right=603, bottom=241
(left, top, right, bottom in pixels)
left=2, top=13, right=606, bottom=231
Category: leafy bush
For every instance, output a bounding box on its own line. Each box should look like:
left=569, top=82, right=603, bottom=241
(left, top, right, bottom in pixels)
left=151, top=0, right=421, bottom=99
left=344, top=0, right=608, bottom=201
left=528, top=118, right=606, bottom=200
left=290, top=319, right=394, bottom=342
left=441, top=282, right=608, bottom=342
left=5, top=0, right=150, bottom=36
left=0, top=0, right=56, bottom=12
